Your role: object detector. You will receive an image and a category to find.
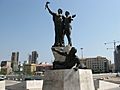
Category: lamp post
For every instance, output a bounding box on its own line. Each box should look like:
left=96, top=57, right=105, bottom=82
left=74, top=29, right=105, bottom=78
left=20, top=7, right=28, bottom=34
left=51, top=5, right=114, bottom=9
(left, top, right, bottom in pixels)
left=80, top=48, right=83, bottom=59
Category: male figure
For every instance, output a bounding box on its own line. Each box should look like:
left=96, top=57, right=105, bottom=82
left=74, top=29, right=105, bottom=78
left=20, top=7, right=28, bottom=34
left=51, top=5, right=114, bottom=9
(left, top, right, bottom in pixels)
left=62, top=11, right=76, bottom=46
left=52, top=47, right=80, bottom=70
left=45, top=2, right=64, bottom=47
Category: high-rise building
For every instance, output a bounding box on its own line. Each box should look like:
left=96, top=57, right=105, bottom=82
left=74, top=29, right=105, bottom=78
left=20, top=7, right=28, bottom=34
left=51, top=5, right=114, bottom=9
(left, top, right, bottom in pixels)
left=114, top=45, right=120, bottom=72
left=11, top=52, right=19, bottom=72
left=31, top=51, right=38, bottom=64
left=28, top=54, right=32, bottom=64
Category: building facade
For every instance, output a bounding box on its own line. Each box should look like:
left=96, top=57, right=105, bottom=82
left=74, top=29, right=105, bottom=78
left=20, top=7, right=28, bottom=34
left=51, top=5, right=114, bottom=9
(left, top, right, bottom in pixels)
left=36, top=63, right=53, bottom=72
left=23, top=63, right=53, bottom=75
left=23, top=64, right=36, bottom=75
left=11, top=52, right=19, bottom=72
left=114, top=45, right=120, bottom=72
left=1, top=61, right=12, bottom=75
left=80, top=56, right=110, bottom=73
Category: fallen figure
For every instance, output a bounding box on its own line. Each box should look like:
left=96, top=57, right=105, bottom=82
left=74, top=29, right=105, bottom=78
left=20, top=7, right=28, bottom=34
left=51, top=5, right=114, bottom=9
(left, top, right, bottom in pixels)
left=52, top=47, right=85, bottom=71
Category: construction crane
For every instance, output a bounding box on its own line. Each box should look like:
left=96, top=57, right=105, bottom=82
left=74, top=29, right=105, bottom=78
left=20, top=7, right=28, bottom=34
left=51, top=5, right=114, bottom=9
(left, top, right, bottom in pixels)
left=104, top=40, right=120, bottom=50
left=104, top=40, right=120, bottom=64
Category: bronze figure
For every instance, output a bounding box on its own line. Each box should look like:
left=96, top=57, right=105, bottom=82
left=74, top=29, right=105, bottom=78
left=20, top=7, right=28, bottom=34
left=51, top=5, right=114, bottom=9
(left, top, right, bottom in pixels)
left=52, top=47, right=80, bottom=70
left=62, top=11, right=76, bottom=46
left=45, top=2, right=64, bottom=47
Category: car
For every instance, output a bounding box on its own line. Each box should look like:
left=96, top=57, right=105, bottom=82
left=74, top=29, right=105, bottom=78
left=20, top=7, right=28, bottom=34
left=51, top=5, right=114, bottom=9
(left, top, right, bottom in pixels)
left=24, top=77, right=32, bottom=81
left=0, top=77, right=4, bottom=81
left=98, top=78, right=104, bottom=80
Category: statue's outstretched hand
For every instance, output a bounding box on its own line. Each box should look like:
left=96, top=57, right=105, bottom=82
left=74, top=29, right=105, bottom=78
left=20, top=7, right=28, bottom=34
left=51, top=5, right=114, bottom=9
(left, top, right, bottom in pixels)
left=45, top=2, right=50, bottom=9
left=46, top=1, right=50, bottom=5
left=72, top=14, right=76, bottom=18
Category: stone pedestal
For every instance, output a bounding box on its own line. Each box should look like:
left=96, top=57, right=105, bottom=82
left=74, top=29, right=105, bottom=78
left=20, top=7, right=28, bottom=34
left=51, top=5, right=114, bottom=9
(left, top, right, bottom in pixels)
left=0, top=80, right=5, bottom=90
left=43, top=69, right=95, bottom=90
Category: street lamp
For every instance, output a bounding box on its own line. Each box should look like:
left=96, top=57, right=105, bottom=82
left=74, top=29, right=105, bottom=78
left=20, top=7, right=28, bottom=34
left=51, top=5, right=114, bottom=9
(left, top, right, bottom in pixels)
left=80, top=48, right=83, bottom=59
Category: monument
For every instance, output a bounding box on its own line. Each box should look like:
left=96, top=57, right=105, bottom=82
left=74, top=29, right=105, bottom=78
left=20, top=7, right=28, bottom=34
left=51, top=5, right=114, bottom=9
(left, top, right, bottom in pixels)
left=44, top=2, right=95, bottom=90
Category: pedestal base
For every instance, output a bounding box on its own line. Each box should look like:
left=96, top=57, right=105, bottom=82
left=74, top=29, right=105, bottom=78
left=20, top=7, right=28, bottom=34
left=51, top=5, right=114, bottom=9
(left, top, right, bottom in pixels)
left=43, top=69, right=95, bottom=90
left=0, top=81, right=5, bottom=90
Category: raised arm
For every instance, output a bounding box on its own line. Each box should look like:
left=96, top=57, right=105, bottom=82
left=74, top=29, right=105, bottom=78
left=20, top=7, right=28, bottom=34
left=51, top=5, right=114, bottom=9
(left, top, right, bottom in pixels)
left=45, top=2, right=54, bottom=15
left=69, top=14, right=76, bottom=22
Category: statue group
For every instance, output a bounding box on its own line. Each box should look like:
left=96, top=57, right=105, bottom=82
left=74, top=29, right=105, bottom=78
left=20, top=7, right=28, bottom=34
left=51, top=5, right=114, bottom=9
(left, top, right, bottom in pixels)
left=45, top=2, right=76, bottom=47
left=45, top=2, right=86, bottom=70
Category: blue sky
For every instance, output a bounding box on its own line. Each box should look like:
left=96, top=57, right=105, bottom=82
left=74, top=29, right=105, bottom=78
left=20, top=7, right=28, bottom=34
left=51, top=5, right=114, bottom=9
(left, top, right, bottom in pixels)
left=0, top=0, right=120, bottom=63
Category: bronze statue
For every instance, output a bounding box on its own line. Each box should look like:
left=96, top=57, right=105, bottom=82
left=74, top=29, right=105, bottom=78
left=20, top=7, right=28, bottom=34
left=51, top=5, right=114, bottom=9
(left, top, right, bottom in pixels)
left=45, top=3, right=85, bottom=70
left=52, top=47, right=80, bottom=70
left=45, top=2, right=64, bottom=47
left=62, top=11, right=76, bottom=46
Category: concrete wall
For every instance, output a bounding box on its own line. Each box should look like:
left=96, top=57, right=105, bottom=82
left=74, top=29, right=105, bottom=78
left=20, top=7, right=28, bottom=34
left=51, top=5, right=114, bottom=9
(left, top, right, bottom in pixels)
left=5, top=80, right=43, bottom=90
left=26, top=80, right=43, bottom=90
left=0, top=80, right=5, bottom=90
left=98, top=80, right=120, bottom=90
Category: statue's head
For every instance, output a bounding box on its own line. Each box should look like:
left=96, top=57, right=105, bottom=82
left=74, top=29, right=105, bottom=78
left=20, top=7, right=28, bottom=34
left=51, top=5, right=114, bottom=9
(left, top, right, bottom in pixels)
left=58, top=8, right=62, bottom=14
left=65, top=11, right=70, bottom=16
left=69, top=47, right=77, bottom=54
